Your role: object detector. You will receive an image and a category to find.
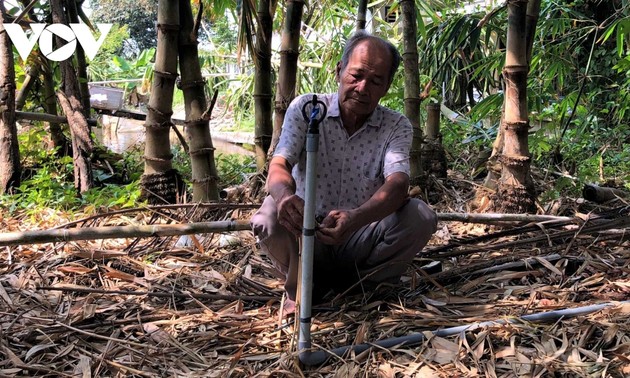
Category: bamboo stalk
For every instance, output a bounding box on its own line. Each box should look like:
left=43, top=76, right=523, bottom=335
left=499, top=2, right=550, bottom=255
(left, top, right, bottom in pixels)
left=0, top=220, right=252, bottom=246
left=0, top=214, right=579, bottom=247
left=436, top=213, right=573, bottom=223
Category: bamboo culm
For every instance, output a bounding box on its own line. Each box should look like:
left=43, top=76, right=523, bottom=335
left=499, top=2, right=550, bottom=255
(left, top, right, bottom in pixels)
left=0, top=213, right=577, bottom=247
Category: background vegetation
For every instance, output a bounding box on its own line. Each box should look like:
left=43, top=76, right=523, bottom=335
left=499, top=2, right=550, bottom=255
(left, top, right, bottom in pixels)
left=1, top=0, right=629, bottom=218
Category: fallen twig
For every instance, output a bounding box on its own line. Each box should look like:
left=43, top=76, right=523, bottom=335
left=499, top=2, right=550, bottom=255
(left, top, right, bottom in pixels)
left=37, top=285, right=276, bottom=303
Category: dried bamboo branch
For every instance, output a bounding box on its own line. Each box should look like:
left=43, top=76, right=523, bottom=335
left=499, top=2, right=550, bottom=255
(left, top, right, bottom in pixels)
left=0, top=220, right=252, bottom=246
left=432, top=217, right=630, bottom=259
left=54, top=321, right=156, bottom=349
left=37, top=285, right=276, bottom=303
left=0, top=212, right=604, bottom=247
left=54, top=203, right=258, bottom=229
left=437, top=213, right=574, bottom=223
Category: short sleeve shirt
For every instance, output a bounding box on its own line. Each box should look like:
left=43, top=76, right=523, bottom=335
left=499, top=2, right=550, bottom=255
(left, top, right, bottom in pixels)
left=274, top=93, right=413, bottom=219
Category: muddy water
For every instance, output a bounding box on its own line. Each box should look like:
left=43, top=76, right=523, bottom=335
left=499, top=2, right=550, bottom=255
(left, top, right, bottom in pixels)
left=96, top=115, right=254, bottom=156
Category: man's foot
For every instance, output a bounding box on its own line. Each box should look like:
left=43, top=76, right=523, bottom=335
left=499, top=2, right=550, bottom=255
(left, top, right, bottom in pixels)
left=281, top=297, right=296, bottom=317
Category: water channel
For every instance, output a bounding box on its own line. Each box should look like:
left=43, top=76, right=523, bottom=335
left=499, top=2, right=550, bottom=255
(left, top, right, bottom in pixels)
left=95, top=115, right=255, bottom=156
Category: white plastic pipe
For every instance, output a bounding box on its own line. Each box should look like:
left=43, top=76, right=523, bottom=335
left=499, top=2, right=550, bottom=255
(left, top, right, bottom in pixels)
left=298, top=96, right=323, bottom=354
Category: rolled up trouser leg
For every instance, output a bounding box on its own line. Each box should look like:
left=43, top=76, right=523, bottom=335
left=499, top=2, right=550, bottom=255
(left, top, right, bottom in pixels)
left=250, top=196, right=300, bottom=300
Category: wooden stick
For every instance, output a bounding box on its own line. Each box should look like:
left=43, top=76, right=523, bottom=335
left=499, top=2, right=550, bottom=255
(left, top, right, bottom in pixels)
left=54, top=321, right=157, bottom=349
left=0, top=219, right=252, bottom=247
left=94, top=108, right=186, bottom=125
left=436, top=213, right=574, bottom=223
left=37, top=285, right=276, bottom=303
left=16, top=110, right=98, bottom=126
left=0, top=213, right=580, bottom=247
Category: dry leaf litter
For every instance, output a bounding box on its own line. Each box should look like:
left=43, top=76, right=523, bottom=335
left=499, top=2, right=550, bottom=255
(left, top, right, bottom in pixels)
left=1, top=174, right=629, bottom=377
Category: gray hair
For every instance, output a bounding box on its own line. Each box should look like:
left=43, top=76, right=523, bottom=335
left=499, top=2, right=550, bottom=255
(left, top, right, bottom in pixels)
left=339, top=30, right=402, bottom=84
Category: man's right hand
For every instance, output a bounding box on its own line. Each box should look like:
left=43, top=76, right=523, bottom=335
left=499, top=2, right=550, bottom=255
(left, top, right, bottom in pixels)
left=277, top=194, right=305, bottom=237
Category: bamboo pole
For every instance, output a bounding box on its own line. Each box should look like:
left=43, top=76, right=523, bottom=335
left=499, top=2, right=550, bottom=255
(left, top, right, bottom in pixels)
left=16, top=111, right=98, bottom=127
left=437, top=213, right=573, bottom=223
left=0, top=220, right=252, bottom=247
left=0, top=214, right=578, bottom=247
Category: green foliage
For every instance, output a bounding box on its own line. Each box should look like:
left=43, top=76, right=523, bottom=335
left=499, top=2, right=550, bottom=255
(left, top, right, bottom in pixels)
left=90, top=0, right=158, bottom=57
left=417, top=8, right=506, bottom=112
left=221, top=72, right=255, bottom=127
left=3, top=157, right=78, bottom=213
left=215, top=153, right=256, bottom=188
left=89, top=24, right=130, bottom=65
left=425, top=0, right=630, bottom=196
left=89, top=48, right=156, bottom=94
left=0, top=127, right=145, bottom=215
left=82, top=182, right=142, bottom=212
left=169, top=143, right=256, bottom=191
left=206, top=13, right=239, bottom=52
left=171, top=144, right=192, bottom=180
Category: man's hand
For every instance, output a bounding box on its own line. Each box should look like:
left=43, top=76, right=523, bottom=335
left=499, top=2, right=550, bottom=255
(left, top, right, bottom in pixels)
left=277, top=194, right=305, bottom=237
left=267, top=156, right=303, bottom=237
left=315, top=173, right=410, bottom=245
left=316, top=209, right=359, bottom=245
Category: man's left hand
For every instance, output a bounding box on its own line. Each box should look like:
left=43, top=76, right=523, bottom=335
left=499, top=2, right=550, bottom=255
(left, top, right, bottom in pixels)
left=316, top=210, right=359, bottom=245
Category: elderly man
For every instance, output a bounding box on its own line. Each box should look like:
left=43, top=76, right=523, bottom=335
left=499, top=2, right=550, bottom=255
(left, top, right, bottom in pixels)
left=251, top=31, right=437, bottom=309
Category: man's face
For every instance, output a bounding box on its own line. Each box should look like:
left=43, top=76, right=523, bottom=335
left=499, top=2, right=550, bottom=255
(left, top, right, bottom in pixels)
left=336, top=40, right=392, bottom=118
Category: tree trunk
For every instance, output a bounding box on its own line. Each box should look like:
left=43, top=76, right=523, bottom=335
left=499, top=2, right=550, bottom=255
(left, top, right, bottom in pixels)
left=66, top=0, right=91, bottom=116
left=51, top=0, right=93, bottom=194
left=356, top=0, right=368, bottom=31
left=400, top=0, right=423, bottom=183
left=14, top=0, right=41, bottom=111
left=0, top=3, right=21, bottom=193
left=422, top=102, right=447, bottom=178
left=56, top=92, right=94, bottom=192
left=253, top=0, right=275, bottom=170
left=43, top=62, right=69, bottom=154
left=269, top=0, right=304, bottom=158
left=493, top=0, right=535, bottom=213
left=178, top=0, right=219, bottom=202
left=141, top=0, right=183, bottom=204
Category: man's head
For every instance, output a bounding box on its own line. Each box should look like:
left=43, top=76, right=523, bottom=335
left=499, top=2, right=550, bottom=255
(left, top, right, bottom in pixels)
left=336, top=31, right=401, bottom=120
left=338, top=31, right=401, bottom=84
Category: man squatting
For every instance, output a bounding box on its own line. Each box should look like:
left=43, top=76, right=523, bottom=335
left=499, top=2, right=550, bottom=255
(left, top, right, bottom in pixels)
left=251, top=30, right=438, bottom=310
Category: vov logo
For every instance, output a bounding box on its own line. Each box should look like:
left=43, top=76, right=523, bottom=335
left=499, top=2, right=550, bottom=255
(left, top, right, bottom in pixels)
left=3, top=23, right=112, bottom=62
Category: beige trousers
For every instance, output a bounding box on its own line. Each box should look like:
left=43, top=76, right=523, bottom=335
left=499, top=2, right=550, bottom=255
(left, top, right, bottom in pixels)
left=251, top=196, right=438, bottom=300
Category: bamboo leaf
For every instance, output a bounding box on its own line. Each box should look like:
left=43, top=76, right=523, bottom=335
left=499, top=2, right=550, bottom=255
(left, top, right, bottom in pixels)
left=25, top=344, right=56, bottom=361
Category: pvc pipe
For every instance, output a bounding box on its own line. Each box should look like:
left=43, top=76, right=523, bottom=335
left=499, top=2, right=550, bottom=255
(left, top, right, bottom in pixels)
left=298, top=300, right=629, bottom=365
left=298, top=96, right=323, bottom=356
